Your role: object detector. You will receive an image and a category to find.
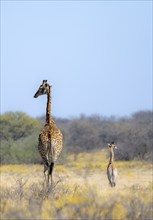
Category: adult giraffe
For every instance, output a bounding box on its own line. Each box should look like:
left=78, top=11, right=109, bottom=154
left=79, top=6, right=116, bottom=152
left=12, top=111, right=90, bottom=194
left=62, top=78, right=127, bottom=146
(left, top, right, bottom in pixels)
left=34, top=80, right=63, bottom=186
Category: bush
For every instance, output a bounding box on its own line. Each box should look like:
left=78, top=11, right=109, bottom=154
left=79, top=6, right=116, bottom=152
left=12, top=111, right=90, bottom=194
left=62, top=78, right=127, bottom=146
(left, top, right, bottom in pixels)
left=0, top=134, right=40, bottom=164
left=0, top=111, right=41, bottom=141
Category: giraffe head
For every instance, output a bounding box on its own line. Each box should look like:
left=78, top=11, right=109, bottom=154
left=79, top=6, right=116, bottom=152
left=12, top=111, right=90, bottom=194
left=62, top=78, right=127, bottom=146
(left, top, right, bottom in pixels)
left=108, top=142, right=117, bottom=149
left=34, top=80, right=51, bottom=98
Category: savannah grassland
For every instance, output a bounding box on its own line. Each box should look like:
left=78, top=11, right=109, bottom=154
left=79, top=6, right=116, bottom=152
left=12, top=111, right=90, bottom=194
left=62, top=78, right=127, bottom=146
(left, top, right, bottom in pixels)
left=0, top=150, right=152, bottom=220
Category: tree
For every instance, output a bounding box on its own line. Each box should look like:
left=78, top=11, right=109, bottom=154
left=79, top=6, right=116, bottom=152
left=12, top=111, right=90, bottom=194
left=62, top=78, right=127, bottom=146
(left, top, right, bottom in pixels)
left=0, top=112, right=41, bottom=141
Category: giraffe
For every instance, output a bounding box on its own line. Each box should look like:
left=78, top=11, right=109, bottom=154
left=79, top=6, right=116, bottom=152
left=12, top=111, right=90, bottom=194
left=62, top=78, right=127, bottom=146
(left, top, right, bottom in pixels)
left=34, top=80, right=63, bottom=186
left=107, top=142, right=118, bottom=187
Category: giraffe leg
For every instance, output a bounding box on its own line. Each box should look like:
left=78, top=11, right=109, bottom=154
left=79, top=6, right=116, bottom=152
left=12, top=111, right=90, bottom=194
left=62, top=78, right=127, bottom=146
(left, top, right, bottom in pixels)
left=47, top=169, right=50, bottom=187
left=44, top=164, right=49, bottom=187
left=38, top=135, right=50, bottom=187
left=48, top=144, right=55, bottom=188
left=49, top=162, right=54, bottom=187
left=46, top=162, right=54, bottom=188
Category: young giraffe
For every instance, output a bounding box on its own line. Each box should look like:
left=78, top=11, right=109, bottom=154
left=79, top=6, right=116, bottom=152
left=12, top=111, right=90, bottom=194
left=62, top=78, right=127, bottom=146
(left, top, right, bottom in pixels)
left=107, top=142, right=118, bottom=187
left=34, top=80, right=63, bottom=186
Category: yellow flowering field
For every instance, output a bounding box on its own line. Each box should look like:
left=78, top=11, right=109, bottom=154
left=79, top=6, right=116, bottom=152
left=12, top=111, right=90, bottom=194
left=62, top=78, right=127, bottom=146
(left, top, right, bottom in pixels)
left=0, top=150, right=152, bottom=220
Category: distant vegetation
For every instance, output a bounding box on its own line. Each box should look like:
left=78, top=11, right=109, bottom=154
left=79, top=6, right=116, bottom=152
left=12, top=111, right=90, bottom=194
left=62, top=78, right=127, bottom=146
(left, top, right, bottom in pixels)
left=0, top=110, right=152, bottom=164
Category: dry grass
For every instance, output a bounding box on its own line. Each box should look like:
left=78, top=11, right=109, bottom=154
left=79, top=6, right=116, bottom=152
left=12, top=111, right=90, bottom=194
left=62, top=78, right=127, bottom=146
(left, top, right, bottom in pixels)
left=0, top=150, right=152, bottom=220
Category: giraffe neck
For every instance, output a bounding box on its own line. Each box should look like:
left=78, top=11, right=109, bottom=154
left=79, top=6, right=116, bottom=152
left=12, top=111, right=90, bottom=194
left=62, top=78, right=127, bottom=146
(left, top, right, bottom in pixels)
left=46, top=86, right=52, bottom=125
left=109, top=148, right=114, bottom=164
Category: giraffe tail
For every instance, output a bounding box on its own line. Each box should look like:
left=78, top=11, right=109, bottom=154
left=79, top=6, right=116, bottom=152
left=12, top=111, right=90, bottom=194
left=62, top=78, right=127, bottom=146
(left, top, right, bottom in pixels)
left=49, top=162, right=54, bottom=175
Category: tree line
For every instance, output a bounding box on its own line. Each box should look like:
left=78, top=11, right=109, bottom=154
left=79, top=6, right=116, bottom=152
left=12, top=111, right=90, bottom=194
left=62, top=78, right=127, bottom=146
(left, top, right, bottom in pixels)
left=0, top=111, right=152, bottom=164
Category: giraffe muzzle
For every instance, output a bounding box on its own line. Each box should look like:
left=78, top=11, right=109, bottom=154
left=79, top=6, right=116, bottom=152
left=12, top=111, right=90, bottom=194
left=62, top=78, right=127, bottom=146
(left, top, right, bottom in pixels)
left=34, top=92, right=39, bottom=98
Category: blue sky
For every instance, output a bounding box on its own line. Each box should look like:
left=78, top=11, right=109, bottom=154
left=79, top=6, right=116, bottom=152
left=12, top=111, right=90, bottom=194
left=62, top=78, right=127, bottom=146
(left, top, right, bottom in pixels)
left=1, top=1, right=152, bottom=118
